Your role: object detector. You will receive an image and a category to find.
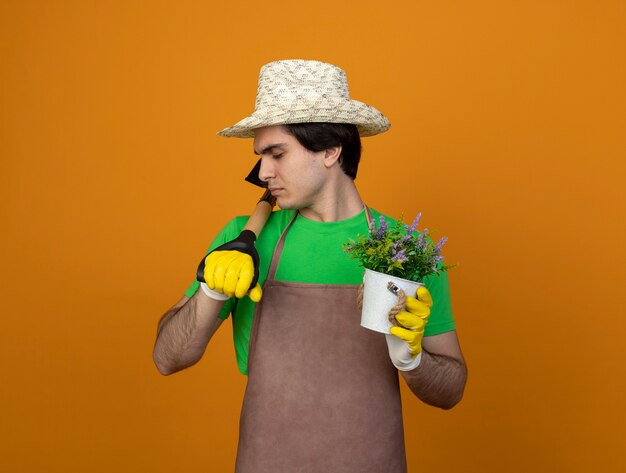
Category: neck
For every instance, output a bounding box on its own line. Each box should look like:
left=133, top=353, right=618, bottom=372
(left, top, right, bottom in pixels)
left=298, top=175, right=364, bottom=222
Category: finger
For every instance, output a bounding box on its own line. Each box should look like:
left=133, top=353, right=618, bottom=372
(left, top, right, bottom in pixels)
left=416, top=285, right=433, bottom=308
left=405, top=296, right=431, bottom=321
left=213, top=252, right=238, bottom=293
left=204, top=252, right=219, bottom=289
left=389, top=326, right=422, bottom=354
left=248, top=283, right=263, bottom=302
left=394, top=311, right=426, bottom=331
left=234, top=259, right=255, bottom=298
left=224, top=255, right=247, bottom=297
left=389, top=326, right=417, bottom=343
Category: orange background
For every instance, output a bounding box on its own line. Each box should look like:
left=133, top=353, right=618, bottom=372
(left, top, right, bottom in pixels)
left=1, top=1, right=625, bottom=472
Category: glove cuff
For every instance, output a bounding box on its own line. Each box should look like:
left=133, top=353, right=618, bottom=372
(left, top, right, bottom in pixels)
left=393, top=351, right=422, bottom=372
left=236, top=229, right=257, bottom=246
left=200, top=282, right=229, bottom=301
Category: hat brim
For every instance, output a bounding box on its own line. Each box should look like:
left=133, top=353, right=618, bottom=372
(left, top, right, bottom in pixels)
left=217, top=99, right=391, bottom=138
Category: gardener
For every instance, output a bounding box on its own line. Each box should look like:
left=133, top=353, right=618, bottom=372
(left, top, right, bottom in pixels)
left=153, top=59, right=467, bottom=473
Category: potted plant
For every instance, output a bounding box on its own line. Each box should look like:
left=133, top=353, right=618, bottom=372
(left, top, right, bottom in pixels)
left=343, top=213, right=454, bottom=334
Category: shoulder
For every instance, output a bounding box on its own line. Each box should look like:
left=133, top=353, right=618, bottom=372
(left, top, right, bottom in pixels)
left=247, top=209, right=298, bottom=248
left=222, top=215, right=248, bottom=234
left=368, top=207, right=400, bottom=225
left=220, top=209, right=296, bottom=234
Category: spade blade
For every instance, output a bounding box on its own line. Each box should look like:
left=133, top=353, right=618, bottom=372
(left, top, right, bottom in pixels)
left=245, top=159, right=266, bottom=188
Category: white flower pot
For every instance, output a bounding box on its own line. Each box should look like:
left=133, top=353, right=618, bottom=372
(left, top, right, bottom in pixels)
left=360, top=268, right=423, bottom=334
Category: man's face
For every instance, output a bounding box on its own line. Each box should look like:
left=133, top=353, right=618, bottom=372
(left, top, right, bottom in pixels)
left=253, top=126, right=327, bottom=210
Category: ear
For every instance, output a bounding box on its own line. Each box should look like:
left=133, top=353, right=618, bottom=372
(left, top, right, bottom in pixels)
left=323, top=146, right=342, bottom=169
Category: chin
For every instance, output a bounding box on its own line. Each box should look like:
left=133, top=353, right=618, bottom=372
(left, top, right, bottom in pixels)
left=275, top=197, right=297, bottom=210
left=275, top=194, right=312, bottom=211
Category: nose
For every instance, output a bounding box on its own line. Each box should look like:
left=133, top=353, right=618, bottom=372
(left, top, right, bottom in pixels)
left=258, top=156, right=275, bottom=183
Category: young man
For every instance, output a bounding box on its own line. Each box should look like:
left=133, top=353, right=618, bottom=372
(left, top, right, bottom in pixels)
left=153, top=60, right=467, bottom=473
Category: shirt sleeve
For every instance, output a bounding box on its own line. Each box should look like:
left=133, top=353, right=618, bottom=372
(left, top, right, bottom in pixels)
left=422, top=270, right=456, bottom=336
left=183, top=217, right=248, bottom=320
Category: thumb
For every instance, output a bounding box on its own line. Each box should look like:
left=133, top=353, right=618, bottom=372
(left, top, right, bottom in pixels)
left=248, top=283, right=263, bottom=302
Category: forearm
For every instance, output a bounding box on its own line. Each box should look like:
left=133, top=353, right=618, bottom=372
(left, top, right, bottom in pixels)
left=153, top=290, right=225, bottom=375
left=400, top=349, right=467, bottom=410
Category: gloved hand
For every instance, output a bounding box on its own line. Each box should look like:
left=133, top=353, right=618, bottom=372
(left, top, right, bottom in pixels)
left=196, top=230, right=263, bottom=302
left=385, top=285, right=432, bottom=371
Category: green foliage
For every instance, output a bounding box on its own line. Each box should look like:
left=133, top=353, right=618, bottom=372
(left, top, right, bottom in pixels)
left=342, top=214, right=454, bottom=282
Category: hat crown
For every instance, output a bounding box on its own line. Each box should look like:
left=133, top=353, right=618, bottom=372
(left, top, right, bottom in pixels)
left=255, top=60, right=351, bottom=109
left=217, top=59, right=390, bottom=138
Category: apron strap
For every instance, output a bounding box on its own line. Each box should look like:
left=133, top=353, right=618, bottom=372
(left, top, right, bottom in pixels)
left=266, top=205, right=372, bottom=282
left=364, top=206, right=373, bottom=227
left=266, top=211, right=299, bottom=281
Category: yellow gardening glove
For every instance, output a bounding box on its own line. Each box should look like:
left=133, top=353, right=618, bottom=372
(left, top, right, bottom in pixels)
left=203, top=250, right=263, bottom=302
left=385, top=286, right=432, bottom=371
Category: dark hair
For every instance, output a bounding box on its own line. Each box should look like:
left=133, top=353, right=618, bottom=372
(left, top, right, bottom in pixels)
left=284, top=123, right=362, bottom=179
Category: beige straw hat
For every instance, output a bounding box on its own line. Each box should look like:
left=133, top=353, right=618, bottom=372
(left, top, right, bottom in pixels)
left=217, top=59, right=391, bottom=138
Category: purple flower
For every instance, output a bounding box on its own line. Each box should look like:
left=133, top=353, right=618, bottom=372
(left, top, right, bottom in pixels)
left=435, top=236, right=448, bottom=252
left=391, top=249, right=407, bottom=262
left=368, top=218, right=376, bottom=235
left=392, top=239, right=402, bottom=253
left=408, top=213, right=422, bottom=233
left=375, top=216, right=389, bottom=239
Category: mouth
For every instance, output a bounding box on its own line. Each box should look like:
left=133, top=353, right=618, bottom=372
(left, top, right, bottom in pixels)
left=268, top=187, right=283, bottom=196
